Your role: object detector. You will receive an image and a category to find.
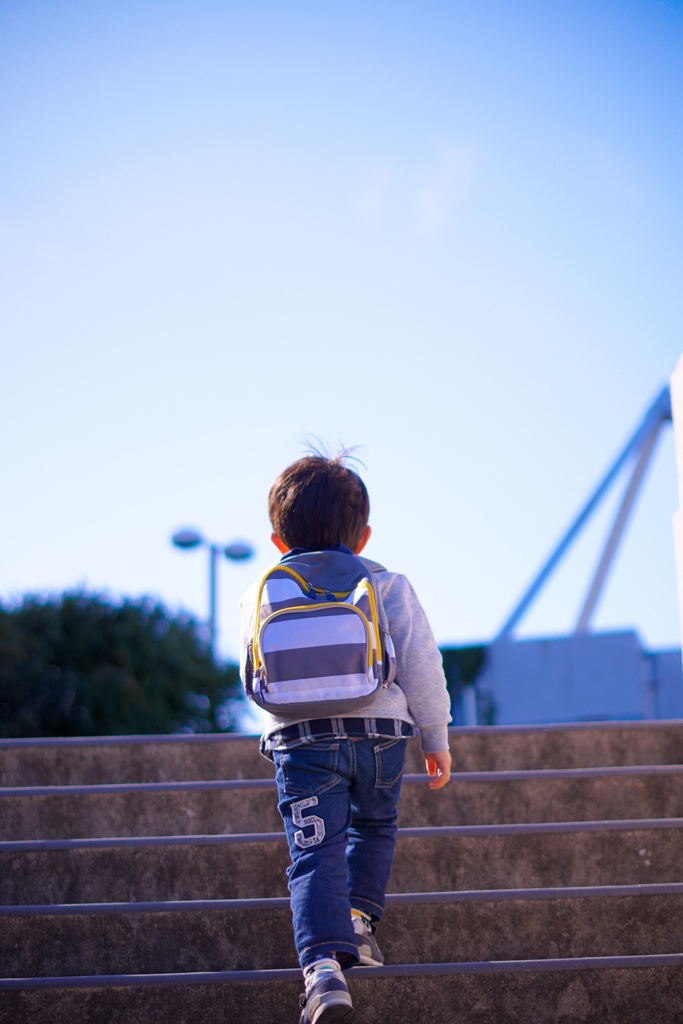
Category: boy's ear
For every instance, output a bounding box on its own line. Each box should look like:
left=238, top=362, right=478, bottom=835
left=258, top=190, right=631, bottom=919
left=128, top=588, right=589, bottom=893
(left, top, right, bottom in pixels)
left=271, top=532, right=290, bottom=554
left=354, top=525, right=372, bottom=555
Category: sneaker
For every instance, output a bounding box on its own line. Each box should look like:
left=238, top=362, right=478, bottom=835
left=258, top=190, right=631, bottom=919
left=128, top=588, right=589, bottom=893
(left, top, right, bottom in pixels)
left=298, top=958, right=354, bottom=1024
left=351, top=909, right=384, bottom=966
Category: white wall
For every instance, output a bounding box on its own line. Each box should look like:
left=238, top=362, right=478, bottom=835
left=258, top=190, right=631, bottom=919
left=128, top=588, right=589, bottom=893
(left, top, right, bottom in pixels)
left=478, top=632, right=648, bottom=724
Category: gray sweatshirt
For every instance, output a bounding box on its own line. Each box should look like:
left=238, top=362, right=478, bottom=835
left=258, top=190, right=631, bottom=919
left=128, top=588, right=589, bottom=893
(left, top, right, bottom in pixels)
left=239, top=557, right=452, bottom=753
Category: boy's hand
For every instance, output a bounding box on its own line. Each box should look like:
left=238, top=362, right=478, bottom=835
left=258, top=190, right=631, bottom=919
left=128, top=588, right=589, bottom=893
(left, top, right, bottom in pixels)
left=424, top=750, right=451, bottom=790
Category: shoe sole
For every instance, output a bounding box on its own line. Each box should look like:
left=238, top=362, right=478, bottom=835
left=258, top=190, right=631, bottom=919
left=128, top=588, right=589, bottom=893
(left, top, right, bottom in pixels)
left=357, top=955, right=383, bottom=966
left=313, top=1004, right=354, bottom=1024
left=303, top=987, right=354, bottom=1024
left=356, top=948, right=384, bottom=967
left=354, top=928, right=383, bottom=967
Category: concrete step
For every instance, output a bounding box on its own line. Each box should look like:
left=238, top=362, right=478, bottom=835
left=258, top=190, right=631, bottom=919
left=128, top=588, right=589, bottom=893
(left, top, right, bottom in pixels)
left=2, top=766, right=683, bottom=840
left=4, top=721, right=683, bottom=1023
left=0, top=733, right=276, bottom=787
left=442, top=721, right=683, bottom=772
left=2, top=820, right=681, bottom=904
left=3, top=885, right=683, bottom=977
left=0, top=780, right=283, bottom=840
left=3, top=720, right=683, bottom=786
left=2, top=957, right=683, bottom=1024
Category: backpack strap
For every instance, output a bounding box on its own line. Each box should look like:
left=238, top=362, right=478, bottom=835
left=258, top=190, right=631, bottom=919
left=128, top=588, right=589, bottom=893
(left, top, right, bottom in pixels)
left=358, top=557, right=388, bottom=574
left=358, top=557, right=396, bottom=685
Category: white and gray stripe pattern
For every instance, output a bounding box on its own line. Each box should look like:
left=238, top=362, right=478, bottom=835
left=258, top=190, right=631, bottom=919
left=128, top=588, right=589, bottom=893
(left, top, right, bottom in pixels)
left=253, top=564, right=387, bottom=712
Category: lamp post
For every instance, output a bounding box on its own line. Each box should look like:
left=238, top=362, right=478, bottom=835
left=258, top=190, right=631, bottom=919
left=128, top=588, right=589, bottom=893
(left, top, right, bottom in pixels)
left=171, top=529, right=254, bottom=656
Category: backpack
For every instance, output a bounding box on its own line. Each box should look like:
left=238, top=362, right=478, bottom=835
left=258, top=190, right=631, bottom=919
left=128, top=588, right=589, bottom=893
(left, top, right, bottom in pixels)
left=244, top=549, right=396, bottom=718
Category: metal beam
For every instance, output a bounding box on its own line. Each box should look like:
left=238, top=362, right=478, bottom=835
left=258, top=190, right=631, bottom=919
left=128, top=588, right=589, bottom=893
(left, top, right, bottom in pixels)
left=575, top=419, right=665, bottom=634
left=495, top=386, right=672, bottom=641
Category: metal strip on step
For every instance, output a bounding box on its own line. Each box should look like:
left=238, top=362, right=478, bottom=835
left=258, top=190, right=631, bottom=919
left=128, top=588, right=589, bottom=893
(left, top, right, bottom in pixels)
left=350, top=954, right=683, bottom=977
left=386, top=883, right=683, bottom=903
left=0, top=733, right=256, bottom=750
left=0, top=778, right=277, bottom=798
left=0, top=897, right=294, bottom=917
left=2, top=817, right=683, bottom=853
left=3, top=882, right=683, bottom=918
left=434, top=719, right=683, bottom=736
left=1, top=718, right=682, bottom=750
left=396, top=818, right=683, bottom=839
left=2, top=954, right=682, bottom=991
left=0, top=832, right=287, bottom=852
left=433, top=764, right=683, bottom=783
left=4, top=763, right=683, bottom=798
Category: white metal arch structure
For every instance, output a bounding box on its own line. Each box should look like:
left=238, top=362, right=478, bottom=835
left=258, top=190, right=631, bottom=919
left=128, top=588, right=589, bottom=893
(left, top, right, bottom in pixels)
left=495, top=386, right=672, bottom=641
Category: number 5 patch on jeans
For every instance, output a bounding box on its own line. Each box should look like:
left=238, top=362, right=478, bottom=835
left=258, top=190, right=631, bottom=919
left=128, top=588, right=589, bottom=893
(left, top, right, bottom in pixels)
left=291, top=796, right=326, bottom=848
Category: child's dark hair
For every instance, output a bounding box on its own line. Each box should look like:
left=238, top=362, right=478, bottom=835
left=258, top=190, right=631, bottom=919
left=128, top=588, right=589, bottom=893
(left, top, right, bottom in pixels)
left=268, top=452, right=370, bottom=551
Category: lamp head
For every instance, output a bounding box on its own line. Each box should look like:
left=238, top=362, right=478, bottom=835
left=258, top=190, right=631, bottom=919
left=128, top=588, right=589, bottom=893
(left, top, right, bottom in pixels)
left=172, top=529, right=203, bottom=550
left=224, top=542, right=254, bottom=562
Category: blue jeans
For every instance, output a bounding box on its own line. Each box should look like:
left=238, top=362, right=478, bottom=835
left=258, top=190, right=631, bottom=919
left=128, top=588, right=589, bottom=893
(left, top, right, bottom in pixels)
left=273, top=736, right=407, bottom=970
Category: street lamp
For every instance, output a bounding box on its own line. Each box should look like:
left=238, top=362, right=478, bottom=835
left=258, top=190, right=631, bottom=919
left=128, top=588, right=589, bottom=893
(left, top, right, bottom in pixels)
left=171, top=529, right=255, bottom=656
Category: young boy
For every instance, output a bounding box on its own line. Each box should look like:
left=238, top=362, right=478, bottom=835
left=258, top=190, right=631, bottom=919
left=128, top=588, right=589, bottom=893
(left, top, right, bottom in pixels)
left=239, top=453, right=452, bottom=1023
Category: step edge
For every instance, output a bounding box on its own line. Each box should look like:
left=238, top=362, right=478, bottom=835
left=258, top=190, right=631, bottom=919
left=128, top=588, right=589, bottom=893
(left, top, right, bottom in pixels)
left=5, top=763, right=683, bottom=798
left=2, top=817, right=682, bottom=852
left=3, top=883, right=683, bottom=917
left=2, top=718, right=683, bottom=751
left=2, top=954, right=682, bottom=990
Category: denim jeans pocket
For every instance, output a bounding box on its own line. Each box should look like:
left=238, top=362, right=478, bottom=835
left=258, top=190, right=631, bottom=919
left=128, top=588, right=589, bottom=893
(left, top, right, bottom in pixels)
left=373, top=737, right=408, bottom=789
left=277, top=743, right=341, bottom=797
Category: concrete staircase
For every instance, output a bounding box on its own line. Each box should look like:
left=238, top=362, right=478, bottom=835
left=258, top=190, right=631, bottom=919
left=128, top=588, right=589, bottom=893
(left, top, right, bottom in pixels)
left=1, top=721, right=683, bottom=1023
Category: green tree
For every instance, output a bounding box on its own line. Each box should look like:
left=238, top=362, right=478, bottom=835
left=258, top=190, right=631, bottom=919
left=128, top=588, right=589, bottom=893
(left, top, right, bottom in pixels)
left=0, top=591, right=244, bottom=739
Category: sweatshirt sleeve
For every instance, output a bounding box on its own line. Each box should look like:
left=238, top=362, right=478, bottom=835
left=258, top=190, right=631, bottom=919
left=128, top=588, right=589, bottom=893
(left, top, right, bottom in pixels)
left=378, top=572, right=452, bottom=752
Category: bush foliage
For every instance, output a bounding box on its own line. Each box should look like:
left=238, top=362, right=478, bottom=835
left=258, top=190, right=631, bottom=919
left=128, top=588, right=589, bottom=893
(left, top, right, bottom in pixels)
left=0, top=591, right=243, bottom=739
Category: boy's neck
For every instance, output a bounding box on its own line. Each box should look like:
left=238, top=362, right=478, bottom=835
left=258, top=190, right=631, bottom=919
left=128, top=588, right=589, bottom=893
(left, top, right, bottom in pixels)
left=284, top=543, right=354, bottom=558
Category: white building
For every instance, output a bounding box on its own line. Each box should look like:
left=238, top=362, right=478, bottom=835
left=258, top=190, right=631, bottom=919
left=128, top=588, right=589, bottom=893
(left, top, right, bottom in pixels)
left=475, top=631, right=683, bottom=725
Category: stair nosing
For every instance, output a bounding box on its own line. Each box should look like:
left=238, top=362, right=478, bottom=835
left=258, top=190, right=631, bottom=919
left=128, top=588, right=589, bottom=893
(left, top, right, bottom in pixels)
left=1, top=718, right=683, bottom=751
left=2, top=817, right=682, bottom=852
left=2, top=953, right=682, bottom=990
left=4, top=763, right=683, bottom=798
left=3, top=882, right=683, bottom=917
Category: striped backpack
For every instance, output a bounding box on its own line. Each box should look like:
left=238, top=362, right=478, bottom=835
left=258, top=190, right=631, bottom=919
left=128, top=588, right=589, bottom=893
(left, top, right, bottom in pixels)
left=245, top=549, right=396, bottom=718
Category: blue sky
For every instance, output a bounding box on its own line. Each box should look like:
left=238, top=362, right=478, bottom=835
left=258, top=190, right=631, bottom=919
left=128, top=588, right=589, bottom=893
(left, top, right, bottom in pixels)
left=1, top=0, right=682, bottom=662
